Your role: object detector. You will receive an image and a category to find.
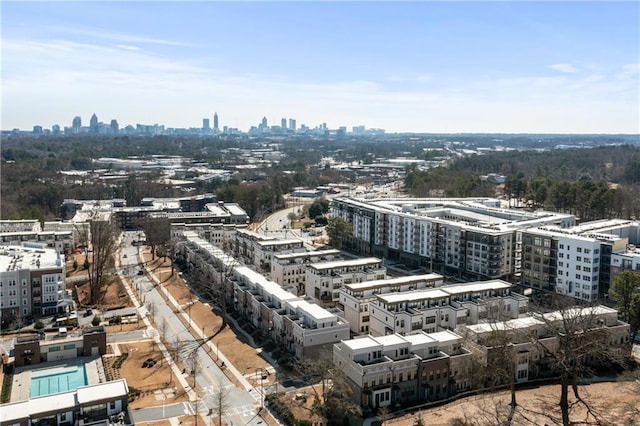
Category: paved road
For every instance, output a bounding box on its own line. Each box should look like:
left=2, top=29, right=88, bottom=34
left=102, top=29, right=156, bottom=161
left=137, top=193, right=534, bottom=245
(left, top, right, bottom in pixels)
left=255, top=205, right=322, bottom=247
left=131, top=402, right=187, bottom=423
left=120, top=231, right=267, bottom=426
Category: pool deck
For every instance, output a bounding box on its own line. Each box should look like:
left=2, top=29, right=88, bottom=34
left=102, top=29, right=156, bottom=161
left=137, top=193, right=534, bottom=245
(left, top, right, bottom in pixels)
left=10, top=356, right=106, bottom=402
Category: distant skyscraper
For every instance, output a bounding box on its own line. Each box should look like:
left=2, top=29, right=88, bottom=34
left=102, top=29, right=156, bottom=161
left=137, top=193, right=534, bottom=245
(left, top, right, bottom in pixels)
left=33, top=125, right=43, bottom=135
left=52, top=124, right=60, bottom=135
left=213, top=112, right=219, bottom=131
left=90, top=113, right=99, bottom=133
left=72, top=116, right=81, bottom=134
left=289, top=118, right=296, bottom=131
left=261, top=116, right=268, bottom=129
left=281, top=118, right=287, bottom=129
left=203, top=118, right=210, bottom=130
left=110, top=119, right=119, bottom=134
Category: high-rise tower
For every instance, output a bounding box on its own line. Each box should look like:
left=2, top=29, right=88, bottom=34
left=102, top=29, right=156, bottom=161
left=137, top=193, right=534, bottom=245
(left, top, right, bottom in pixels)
left=72, top=116, right=82, bottom=134
left=213, top=112, right=219, bottom=131
left=90, top=114, right=99, bottom=133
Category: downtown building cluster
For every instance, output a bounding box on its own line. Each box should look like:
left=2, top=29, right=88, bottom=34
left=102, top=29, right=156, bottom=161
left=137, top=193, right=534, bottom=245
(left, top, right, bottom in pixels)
left=6, top=112, right=384, bottom=138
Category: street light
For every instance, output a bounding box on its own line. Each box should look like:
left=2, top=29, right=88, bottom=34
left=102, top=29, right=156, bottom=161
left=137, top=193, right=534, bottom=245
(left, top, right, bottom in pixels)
left=248, top=367, right=265, bottom=410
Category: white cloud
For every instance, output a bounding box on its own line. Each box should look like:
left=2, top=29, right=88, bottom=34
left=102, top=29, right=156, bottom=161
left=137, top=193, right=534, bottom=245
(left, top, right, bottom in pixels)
left=548, top=63, right=578, bottom=73
left=115, top=44, right=141, bottom=51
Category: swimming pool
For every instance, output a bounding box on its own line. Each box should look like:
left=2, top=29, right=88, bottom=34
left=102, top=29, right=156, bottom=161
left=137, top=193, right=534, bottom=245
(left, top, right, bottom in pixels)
left=30, top=365, right=88, bottom=397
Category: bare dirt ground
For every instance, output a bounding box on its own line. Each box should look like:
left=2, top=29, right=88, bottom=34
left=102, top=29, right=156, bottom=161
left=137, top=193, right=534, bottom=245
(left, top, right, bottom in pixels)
left=109, top=340, right=189, bottom=410
left=384, top=380, right=640, bottom=426
left=67, top=253, right=132, bottom=309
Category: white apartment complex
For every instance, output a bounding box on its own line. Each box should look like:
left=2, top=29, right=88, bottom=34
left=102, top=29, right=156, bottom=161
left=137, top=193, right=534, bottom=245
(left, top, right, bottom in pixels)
left=254, top=238, right=306, bottom=272
left=305, top=257, right=386, bottom=306
left=0, top=244, right=70, bottom=323
left=271, top=249, right=341, bottom=295
left=368, top=280, right=528, bottom=337
left=340, top=274, right=444, bottom=335
left=335, top=305, right=630, bottom=412
left=522, top=219, right=640, bottom=301
left=331, top=197, right=575, bottom=282
left=333, top=330, right=471, bottom=410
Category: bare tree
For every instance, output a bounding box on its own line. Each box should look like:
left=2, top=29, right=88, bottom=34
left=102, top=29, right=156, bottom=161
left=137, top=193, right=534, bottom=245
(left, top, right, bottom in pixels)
left=139, top=217, right=171, bottom=260
left=88, top=215, right=119, bottom=305
left=209, top=385, right=232, bottom=426
left=187, top=350, right=200, bottom=388
left=297, top=352, right=362, bottom=425
left=159, top=318, right=169, bottom=342
left=532, top=300, right=628, bottom=426
left=173, top=336, right=184, bottom=362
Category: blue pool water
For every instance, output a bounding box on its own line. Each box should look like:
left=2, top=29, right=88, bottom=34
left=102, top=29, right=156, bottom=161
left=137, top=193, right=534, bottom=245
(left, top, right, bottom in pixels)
left=30, top=366, right=88, bottom=397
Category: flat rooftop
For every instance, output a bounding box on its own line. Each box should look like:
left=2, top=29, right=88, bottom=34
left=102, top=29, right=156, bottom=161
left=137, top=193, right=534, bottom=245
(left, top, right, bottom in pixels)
left=309, top=257, right=383, bottom=271
left=0, top=244, right=62, bottom=272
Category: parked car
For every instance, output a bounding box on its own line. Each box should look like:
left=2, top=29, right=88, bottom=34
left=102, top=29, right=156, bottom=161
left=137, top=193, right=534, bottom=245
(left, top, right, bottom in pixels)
left=83, top=309, right=93, bottom=317
left=137, top=270, right=144, bottom=276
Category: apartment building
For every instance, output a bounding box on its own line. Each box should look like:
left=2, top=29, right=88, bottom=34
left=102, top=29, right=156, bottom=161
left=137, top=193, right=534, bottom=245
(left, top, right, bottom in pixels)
left=611, top=245, right=640, bottom=279
left=305, top=258, right=386, bottom=306
left=177, top=232, right=349, bottom=359
left=459, top=305, right=631, bottom=385
left=271, top=249, right=341, bottom=295
left=340, top=274, right=444, bottom=335
left=521, top=219, right=640, bottom=300
left=333, top=330, right=471, bottom=411
left=335, top=305, right=630, bottom=413
left=254, top=239, right=306, bottom=272
left=231, top=229, right=277, bottom=265
left=368, top=280, right=528, bottom=337
left=0, top=231, right=74, bottom=255
left=0, top=220, right=41, bottom=233
left=0, top=244, right=70, bottom=324
left=13, top=326, right=107, bottom=367
left=331, top=197, right=574, bottom=282
left=0, top=379, right=129, bottom=426
left=170, top=222, right=242, bottom=249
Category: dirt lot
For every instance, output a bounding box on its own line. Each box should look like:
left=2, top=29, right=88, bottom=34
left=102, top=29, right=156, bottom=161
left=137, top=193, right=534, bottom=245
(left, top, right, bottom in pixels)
left=109, top=340, right=189, bottom=410
left=383, top=380, right=640, bottom=426
left=67, top=252, right=132, bottom=309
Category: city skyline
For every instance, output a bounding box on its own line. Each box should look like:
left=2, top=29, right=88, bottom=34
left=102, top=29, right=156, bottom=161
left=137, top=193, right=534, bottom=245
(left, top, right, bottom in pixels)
left=2, top=1, right=639, bottom=134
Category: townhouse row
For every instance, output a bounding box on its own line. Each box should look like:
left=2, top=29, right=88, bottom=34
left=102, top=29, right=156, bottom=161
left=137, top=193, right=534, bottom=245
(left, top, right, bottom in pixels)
left=176, top=232, right=350, bottom=358
left=334, top=305, right=630, bottom=412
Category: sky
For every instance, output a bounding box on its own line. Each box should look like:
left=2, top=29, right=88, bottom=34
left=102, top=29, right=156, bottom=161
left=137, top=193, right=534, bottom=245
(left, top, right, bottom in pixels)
left=2, top=1, right=639, bottom=134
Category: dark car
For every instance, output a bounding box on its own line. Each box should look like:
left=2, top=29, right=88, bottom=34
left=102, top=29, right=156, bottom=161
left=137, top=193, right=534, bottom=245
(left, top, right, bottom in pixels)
left=83, top=309, right=93, bottom=317
left=137, top=270, right=144, bottom=276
